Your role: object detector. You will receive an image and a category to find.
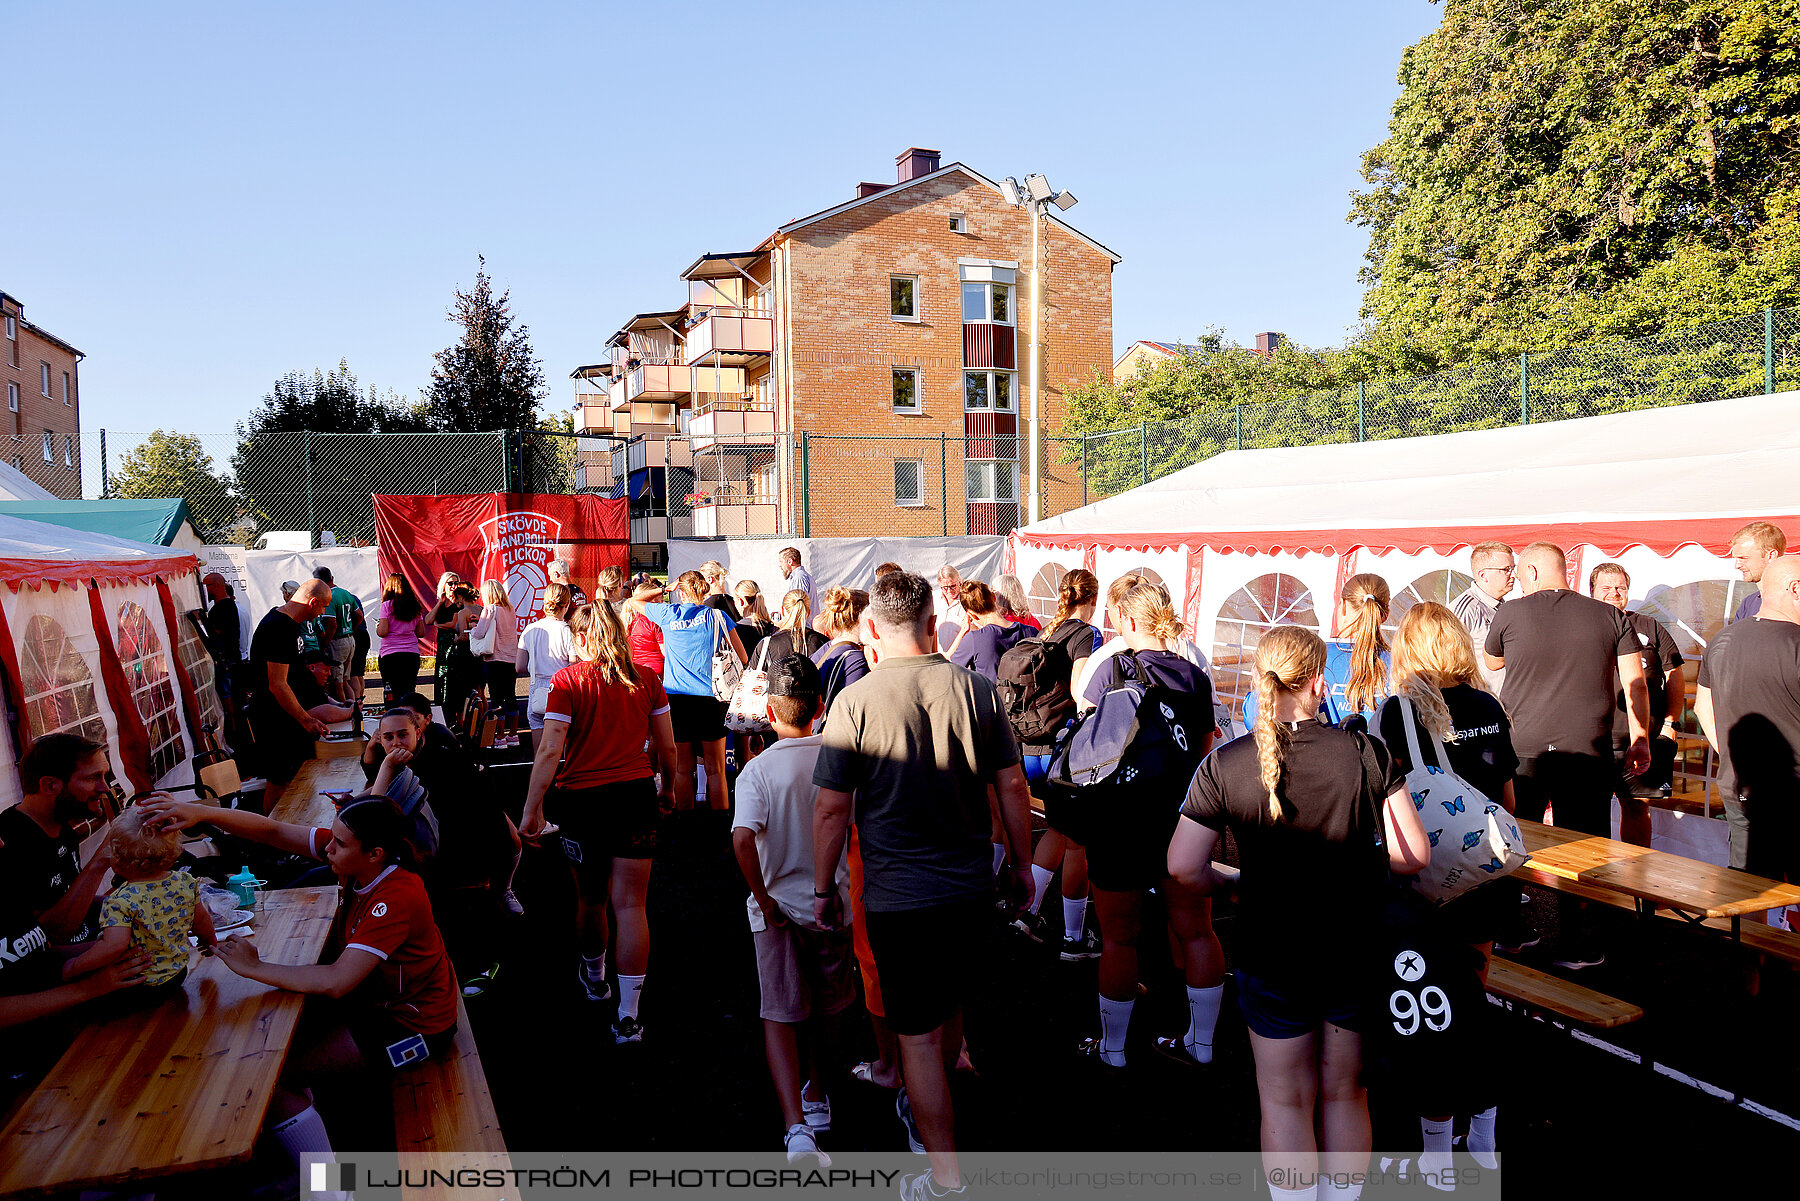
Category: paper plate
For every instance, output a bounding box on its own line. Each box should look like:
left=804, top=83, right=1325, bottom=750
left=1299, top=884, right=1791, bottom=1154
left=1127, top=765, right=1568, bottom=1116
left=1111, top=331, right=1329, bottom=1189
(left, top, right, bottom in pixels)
left=213, top=909, right=254, bottom=932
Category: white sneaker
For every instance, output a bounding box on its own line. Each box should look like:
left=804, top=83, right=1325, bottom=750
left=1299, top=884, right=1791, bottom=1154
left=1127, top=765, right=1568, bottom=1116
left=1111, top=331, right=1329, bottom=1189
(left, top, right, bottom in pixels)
left=784, top=1123, right=829, bottom=1166
left=801, top=1081, right=831, bottom=1131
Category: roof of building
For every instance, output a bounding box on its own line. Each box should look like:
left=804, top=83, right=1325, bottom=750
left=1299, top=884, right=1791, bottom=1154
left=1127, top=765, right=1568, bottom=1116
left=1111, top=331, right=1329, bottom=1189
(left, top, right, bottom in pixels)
left=679, top=251, right=768, bottom=281
left=0, top=290, right=86, bottom=358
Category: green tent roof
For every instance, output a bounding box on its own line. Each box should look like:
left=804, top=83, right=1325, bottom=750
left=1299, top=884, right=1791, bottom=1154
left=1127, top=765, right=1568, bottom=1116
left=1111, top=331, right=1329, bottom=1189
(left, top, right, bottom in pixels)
left=0, top=499, right=195, bottom=547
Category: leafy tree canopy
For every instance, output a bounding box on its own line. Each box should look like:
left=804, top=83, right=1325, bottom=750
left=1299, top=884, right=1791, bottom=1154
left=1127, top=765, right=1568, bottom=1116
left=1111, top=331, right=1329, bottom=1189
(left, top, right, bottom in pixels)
left=108, top=430, right=236, bottom=538
left=422, top=257, right=548, bottom=432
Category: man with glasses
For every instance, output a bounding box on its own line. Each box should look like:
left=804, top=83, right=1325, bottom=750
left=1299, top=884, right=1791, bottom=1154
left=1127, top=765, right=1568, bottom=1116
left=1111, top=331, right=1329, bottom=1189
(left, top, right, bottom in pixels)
left=1454, top=542, right=1515, bottom=692
left=934, top=565, right=965, bottom=652
left=1589, top=562, right=1685, bottom=847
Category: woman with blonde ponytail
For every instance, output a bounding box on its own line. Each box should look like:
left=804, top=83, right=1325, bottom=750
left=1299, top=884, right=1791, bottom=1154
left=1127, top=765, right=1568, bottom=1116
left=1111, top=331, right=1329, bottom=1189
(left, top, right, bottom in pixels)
left=520, top=602, right=678, bottom=1043
left=811, top=587, right=870, bottom=720
left=1242, top=572, right=1391, bottom=733
left=763, top=588, right=826, bottom=664
left=1169, top=623, right=1429, bottom=1197
left=1068, top=582, right=1227, bottom=1074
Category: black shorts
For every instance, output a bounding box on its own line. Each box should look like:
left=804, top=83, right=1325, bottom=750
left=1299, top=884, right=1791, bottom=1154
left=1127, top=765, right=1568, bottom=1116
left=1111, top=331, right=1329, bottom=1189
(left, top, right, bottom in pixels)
left=1514, top=751, right=1615, bottom=837
left=1038, top=783, right=1094, bottom=846
left=548, top=777, right=661, bottom=889
left=667, top=692, right=726, bottom=744
left=348, top=1010, right=458, bottom=1072
left=1085, top=804, right=1179, bottom=894
left=863, top=895, right=992, bottom=1036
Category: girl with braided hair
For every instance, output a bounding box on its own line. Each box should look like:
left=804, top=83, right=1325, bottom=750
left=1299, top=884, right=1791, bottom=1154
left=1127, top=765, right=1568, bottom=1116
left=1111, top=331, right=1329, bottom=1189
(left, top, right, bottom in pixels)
left=1241, top=572, right=1392, bottom=733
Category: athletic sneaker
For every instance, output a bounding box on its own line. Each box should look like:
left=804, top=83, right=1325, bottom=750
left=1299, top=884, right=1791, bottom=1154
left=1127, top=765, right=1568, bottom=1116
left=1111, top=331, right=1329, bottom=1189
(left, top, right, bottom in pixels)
left=895, top=1088, right=926, bottom=1155
left=801, top=1081, right=831, bottom=1131
left=500, top=890, right=525, bottom=916
left=784, top=1123, right=829, bottom=1166
left=577, top=965, right=612, bottom=1004
left=1059, top=928, right=1101, bottom=961
left=896, top=1169, right=966, bottom=1200
left=612, top=1015, right=645, bottom=1044
left=1009, top=910, right=1049, bottom=944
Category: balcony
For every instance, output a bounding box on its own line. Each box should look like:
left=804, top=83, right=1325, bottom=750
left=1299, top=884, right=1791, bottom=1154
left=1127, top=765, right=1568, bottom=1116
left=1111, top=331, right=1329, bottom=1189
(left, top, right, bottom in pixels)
left=687, top=400, right=776, bottom=452
left=574, top=401, right=617, bottom=435
left=684, top=309, right=774, bottom=367
left=626, top=362, right=747, bottom=403
left=631, top=515, right=670, bottom=545
left=614, top=435, right=692, bottom=476
left=686, top=485, right=778, bottom=537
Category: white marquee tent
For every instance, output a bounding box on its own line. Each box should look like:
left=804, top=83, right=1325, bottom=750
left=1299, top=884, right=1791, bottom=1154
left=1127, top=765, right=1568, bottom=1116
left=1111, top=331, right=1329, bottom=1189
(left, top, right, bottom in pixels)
left=1009, top=390, right=1798, bottom=862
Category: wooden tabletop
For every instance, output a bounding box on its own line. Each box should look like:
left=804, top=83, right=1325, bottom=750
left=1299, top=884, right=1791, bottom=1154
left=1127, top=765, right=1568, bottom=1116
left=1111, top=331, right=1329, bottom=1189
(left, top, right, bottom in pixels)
left=266, top=749, right=375, bottom=829
left=0, top=886, right=337, bottom=1198
left=1517, top=817, right=1800, bottom=919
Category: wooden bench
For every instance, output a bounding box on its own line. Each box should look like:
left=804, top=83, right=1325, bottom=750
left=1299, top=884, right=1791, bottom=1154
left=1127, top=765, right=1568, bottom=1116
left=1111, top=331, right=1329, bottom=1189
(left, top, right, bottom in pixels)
left=393, top=994, right=509, bottom=1200
left=1485, top=957, right=1643, bottom=1029
left=1518, top=866, right=1800, bottom=965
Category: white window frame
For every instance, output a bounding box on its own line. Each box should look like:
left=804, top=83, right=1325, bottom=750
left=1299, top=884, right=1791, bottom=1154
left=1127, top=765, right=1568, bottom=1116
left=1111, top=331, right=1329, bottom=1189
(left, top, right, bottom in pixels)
left=64, top=435, right=73, bottom=469
left=40, top=362, right=51, bottom=397
left=948, top=211, right=967, bottom=234
left=892, top=367, right=922, bottom=414
left=62, top=372, right=71, bottom=405
left=3, top=315, right=13, bottom=339
left=7, top=382, right=17, bottom=413
left=42, top=431, right=54, bottom=462
left=890, top=275, right=919, bottom=322
left=959, top=280, right=1013, bottom=325
left=962, top=369, right=1015, bottom=412
left=894, top=459, right=925, bottom=507
left=964, top=460, right=1018, bottom=504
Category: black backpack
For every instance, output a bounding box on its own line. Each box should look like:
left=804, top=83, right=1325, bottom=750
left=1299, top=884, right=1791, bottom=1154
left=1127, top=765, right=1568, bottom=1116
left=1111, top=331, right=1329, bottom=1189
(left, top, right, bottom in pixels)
left=1048, top=651, right=1211, bottom=801
left=995, top=635, right=1076, bottom=745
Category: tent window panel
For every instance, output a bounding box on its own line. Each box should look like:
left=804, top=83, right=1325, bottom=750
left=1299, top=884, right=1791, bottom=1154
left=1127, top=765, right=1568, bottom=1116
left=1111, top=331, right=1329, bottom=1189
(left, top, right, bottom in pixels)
left=19, top=615, right=109, bottom=746
left=174, top=612, right=223, bottom=734
left=1211, top=573, right=1319, bottom=725
left=1027, top=562, right=1071, bottom=624
left=116, top=602, right=186, bottom=780
left=1636, top=579, right=1749, bottom=661
left=1386, top=570, right=1475, bottom=638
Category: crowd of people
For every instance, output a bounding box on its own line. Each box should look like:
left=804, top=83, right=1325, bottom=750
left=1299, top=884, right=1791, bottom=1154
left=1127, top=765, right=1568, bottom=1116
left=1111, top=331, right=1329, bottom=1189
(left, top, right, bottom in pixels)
left=4, top=522, right=1797, bottom=1200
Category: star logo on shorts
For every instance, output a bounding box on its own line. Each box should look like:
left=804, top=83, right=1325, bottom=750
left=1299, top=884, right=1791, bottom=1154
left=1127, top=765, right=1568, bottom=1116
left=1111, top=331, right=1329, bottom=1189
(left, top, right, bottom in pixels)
left=1393, top=951, right=1426, bottom=982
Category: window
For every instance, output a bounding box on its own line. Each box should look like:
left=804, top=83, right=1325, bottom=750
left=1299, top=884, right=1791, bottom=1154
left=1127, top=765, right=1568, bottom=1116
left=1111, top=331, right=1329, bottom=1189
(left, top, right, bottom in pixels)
left=40, top=362, right=51, bottom=397
left=1027, top=562, right=1072, bottom=624
left=1384, top=570, right=1475, bottom=639
left=894, top=459, right=924, bottom=506
left=964, top=460, right=1017, bottom=503
left=963, top=370, right=1014, bottom=411
left=892, top=367, right=921, bottom=413
left=64, top=436, right=73, bottom=469
left=1211, top=573, right=1320, bottom=723
left=19, top=614, right=110, bottom=747
left=173, top=606, right=224, bottom=735
left=4, top=315, right=13, bottom=339
left=7, top=382, right=16, bottom=413
left=10, top=456, right=19, bottom=471
left=116, top=602, right=186, bottom=779
left=949, top=212, right=967, bottom=234
left=960, top=281, right=1011, bottom=324
left=42, top=431, right=53, bottom=462
left=62, top=372, right=71, bottom=405
left=890, top=276, right=917, bottom=320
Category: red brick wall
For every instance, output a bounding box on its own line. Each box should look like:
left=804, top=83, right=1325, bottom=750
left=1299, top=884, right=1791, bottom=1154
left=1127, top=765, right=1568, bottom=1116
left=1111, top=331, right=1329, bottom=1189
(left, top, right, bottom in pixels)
left=1, top=295, right=82, bottom=499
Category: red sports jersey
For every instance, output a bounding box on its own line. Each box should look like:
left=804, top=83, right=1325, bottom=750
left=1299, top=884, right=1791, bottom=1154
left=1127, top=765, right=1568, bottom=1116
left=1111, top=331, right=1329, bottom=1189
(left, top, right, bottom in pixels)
left=628, top=613, right=665, bottom=676
left=310, top=831, right=458, bottom=1036
left=543, top=660, right=669, bottom=789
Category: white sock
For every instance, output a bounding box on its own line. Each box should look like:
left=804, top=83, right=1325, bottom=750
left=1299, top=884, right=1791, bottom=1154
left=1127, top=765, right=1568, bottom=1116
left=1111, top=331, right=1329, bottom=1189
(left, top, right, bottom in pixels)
left=1420, top=1116, right=1455, bottom=1191
left=272, top=1105, right=343, bottom=1198
left=1028, top=866, right=1055, bottom=914
left=1317, top=1175, right=1361, bottom=1201
left=583, top=952, right=606, bottom=982
left=1268, top=1183, right=1315, bottom=1201
left=1096, top=994, right=1133, bottom=1067
left=1183, top=983, right=1224, bottom=1063
left=992, top=841, right=1007, bottom=874
left=617, top=973, right=645, bottom=1019
left=1062, top=896, right=1087, bottom=942
left=1467, top=1105, right=1498, bottom=1169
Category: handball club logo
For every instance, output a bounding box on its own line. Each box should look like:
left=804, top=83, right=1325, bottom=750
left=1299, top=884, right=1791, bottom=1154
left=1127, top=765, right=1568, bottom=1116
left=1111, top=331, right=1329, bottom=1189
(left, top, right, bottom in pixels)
left=478, top=509, right=567, bottom=633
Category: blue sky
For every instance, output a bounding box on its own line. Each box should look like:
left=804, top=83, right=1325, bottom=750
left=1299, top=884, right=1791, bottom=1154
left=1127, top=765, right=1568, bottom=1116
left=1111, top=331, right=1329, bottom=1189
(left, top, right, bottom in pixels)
left=6, top=1, right=1444, bottom=436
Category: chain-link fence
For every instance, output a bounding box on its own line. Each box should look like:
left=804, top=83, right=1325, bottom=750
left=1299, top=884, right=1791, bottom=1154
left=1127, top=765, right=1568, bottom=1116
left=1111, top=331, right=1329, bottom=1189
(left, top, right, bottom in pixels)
left=1068, top=305, right=1800, bottom=507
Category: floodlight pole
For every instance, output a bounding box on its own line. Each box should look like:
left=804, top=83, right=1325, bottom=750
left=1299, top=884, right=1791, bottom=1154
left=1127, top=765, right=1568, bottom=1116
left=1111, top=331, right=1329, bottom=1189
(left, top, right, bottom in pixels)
left=1028, top=195, right=1042, bottom=526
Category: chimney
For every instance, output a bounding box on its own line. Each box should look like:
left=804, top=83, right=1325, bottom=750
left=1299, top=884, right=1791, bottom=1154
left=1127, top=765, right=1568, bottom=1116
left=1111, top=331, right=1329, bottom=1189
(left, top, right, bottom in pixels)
left=896, top=147, right=942, bottom=183
left=857, top=182, right=890, bottom=198
left=1254, top=331, right=1284, bottom=356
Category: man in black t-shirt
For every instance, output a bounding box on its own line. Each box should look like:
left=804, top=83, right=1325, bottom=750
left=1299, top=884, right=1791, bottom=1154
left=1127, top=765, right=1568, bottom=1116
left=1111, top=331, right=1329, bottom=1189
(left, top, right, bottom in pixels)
left=1697, top=555, right=1800, bottom=882
left=248, top=579, right=332, bottom=781
left=0, top=734, right=116, bottom=944
left=1589, top=563, right=1685, bottom=846
left=1485, top=543, right=1651, bottom=968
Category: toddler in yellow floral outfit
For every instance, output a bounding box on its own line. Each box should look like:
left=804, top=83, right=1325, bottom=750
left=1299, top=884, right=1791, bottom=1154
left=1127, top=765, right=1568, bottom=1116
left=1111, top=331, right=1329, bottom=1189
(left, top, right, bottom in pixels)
left=66, top=808, right=217, bottom=994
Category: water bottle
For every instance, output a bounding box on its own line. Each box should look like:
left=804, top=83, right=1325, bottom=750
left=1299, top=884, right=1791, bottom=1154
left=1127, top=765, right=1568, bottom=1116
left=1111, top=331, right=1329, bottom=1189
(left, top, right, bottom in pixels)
left=227, top=866, right=261, bottom=909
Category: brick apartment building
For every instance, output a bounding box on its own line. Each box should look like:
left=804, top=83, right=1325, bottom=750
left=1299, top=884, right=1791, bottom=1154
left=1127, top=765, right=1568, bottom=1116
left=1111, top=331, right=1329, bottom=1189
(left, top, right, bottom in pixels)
left=572, top=147, right=1117, bottom=561
left=0, top=291, right=83, bottom=499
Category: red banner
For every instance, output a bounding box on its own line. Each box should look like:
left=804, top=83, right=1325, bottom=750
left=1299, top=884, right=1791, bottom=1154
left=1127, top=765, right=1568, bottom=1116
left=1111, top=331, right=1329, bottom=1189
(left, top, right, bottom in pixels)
left=373, top=494, right=629, bottom=637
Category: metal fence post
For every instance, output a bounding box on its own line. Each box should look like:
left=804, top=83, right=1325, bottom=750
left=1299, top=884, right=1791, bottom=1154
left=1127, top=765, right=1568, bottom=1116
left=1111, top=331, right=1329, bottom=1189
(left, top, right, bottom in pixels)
left=800, top=431, right=811, bottom=539
left=500, top=430, right=515, bottom=493
left=1080, top=435, right=1088, bottom=507
left=1233, top=405, right=1243, bottom=451
left=940, top=433, right=948, bottom=538
left=1519, top=355, right=1530, bottom=424
left=1140, top=422, right=1149, bottom=487
left=304, top=430, right=318, bottom=549
left=1356, top=382, right=1367, bottom=442
left=1768, top=307, right=1777, bottom=395
left=98, top=428, right=109, bottom=498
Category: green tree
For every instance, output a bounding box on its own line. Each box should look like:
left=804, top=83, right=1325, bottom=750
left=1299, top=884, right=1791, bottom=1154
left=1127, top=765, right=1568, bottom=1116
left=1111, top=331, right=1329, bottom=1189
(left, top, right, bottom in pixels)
left=108, top=430, right=237, bottom=538
left=423, top=257, right=548, bottom=432
left=1352, top=0, right=1800, bottom=370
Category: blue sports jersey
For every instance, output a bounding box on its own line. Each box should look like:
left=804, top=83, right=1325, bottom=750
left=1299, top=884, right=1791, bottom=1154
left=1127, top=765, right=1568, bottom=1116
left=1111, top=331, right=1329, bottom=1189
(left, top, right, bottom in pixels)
left=644, top=601, right=732, bottom=698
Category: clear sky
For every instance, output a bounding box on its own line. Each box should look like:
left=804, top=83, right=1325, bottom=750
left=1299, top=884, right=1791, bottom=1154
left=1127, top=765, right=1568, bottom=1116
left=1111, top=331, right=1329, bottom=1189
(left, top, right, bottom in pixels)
left=6, top=0, right=1444, bottom=436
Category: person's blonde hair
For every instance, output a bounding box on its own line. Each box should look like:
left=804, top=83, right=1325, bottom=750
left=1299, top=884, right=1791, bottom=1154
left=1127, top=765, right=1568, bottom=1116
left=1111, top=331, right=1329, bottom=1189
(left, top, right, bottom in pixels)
left=1106, top=572, right=1146, bottom=617
left=1390, top=601, right=1487, bottom=745
left=675, top=570, right=709, bottom=603
left=1253, top=625, right=1329, bottom=821
left=597, top=565, right=624, bottom=597
left=778, top=589, right=812, bottom=637
left=480, top=579, right=513, bottom=612
left=1732, top=521, right=1787, bottom=555
left=1046, top=568, right=1099, bottom=635
left=1117, top=581, right=1183, bottom=641
left=1469, top=541, right=1514, bottom=570
left=820, top=586, right=870, bottom=636
left=1339, top=572, right=1390, bottom=718
left=542, top=582, right=574, bottom=622
left=959, top=579, right=998, bottom=617
left=701, top=560, right=729, bottom=586
left=569, top=603, right=640, bottom=689
left=435, top=571, right=461, bottom=602
left=109, top=807, right=182, bottom=875
left=735, top=580, right=772, bottom=625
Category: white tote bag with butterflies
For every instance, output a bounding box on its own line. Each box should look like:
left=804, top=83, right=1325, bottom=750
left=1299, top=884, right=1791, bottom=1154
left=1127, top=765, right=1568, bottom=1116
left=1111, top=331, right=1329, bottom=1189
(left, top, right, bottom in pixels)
left=1397, top=698, right=1528, bottom=904
left=724, top=637, right=774, bottom=735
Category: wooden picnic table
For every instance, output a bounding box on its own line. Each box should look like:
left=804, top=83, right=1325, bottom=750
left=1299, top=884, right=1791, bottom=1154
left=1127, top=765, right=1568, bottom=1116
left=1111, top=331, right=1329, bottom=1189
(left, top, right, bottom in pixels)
left=266, top=736, right=376, bottom=828
left=0, top=886, right=337, bottom=1198
left=1518, top=817, right=1800, bottom=935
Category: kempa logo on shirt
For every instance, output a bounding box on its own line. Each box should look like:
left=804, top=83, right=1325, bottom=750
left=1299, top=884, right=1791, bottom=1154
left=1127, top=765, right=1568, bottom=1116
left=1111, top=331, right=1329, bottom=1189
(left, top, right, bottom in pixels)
left=370, top=902, right=388, bottom=918
left=479, top=509, right=569, bottom=634
left=0, top=924, right=48, bottom=966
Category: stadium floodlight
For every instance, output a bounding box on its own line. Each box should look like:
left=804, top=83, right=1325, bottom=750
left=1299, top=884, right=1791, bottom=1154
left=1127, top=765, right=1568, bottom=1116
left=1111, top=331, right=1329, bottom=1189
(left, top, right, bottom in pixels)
left=1000, top=177, right=1023, bottom=207
left=1052, top=189, right=1078, bottom=211
left=1024, top=174, right=1054, bottom=202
